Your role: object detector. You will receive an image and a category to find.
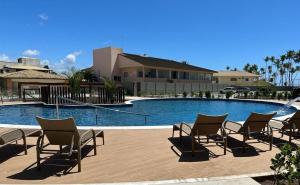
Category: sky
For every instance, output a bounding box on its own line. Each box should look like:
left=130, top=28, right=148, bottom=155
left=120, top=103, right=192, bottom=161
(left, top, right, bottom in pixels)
left=0, top=0, right=300, bottom=72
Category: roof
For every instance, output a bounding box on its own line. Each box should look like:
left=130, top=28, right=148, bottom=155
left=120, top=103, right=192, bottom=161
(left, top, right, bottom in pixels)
left=233, top=80, right=273, bottom=87
left=120, top=53, right=216, bottom=73
left=0, top=70, right=66, bottom=80
left=6, top=65, right=50, bottom=71
left=213, top=70, right=260, bottom=77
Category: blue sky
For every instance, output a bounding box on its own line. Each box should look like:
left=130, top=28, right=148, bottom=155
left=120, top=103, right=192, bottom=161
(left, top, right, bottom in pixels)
left=0, top=0, right=299, bottom=72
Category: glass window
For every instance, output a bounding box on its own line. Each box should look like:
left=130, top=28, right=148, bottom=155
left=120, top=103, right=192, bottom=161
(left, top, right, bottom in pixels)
left=179, top=72, right=189, bottom=80
left=171, top=71, right=178, bottom=79
left=158, top=70, right=169, bottom=78
left=199, top=73, right=205, bottom=80
left=137, top=70, right=143, bottom=78
left=230, top=78, right=237, bottom=81
left=190, top=72, right=198, bottom=80
left=124, top=72, right=128, bottom=78
left=145, top=68, right=156, bottom=78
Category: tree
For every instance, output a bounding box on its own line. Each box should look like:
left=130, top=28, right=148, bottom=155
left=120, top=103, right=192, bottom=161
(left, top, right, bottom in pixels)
left=243, top=63, right=259, bottom=74
left=226, top=66, right=230, bottom=70
left=63, top=67, right=83, bottom=99
left=101, top=77, right=117, bottom=103
left=82, top=69, right=98, bottom=82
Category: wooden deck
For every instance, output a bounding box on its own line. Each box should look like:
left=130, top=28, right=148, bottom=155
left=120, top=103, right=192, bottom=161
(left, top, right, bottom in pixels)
left=0, top=128, right=297, bottom=184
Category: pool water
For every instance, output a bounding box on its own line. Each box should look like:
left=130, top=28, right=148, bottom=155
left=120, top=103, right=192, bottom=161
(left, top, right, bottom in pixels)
left=0, top=99, right=296, bottom=126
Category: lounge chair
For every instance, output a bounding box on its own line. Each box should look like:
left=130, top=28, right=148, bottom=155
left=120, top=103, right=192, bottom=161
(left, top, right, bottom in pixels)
left=269, top=110, right=300, bottom=143
left=0, top=128, right=41, bottom=155
left=224, top=112, right=276, bottom=151
left=172, top=113, right=228, bottom=155
left=35, top=116, right=104, bottom=172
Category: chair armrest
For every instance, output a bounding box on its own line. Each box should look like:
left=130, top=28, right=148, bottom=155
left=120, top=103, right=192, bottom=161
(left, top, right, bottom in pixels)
left=224, top=120, right=243, bottom=133
left=180, top=122, right=192, bottom=129
left=79, top=129, right=94, bottom=145
left=269, top=119, right=289, bottom=130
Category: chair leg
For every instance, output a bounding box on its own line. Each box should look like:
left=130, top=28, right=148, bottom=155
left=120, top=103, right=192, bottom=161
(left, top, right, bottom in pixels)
left=179, top=130, right=182, bottom=145
left=102, top=132, right=105, bottom=145
left=224, top=138, right=227, bottom=155
left=78, top=149, right=82, bottom=172
left=242, top=135, right=246, bottom=153
left=59, top=145, right=63, bottom=153
left=269, top=135, right=273, bottom=151
left=172, top=127, right=175, bottom=137
left=23, top=135, right=27, bottom=155
left=93, top=134, right=97, bottom=155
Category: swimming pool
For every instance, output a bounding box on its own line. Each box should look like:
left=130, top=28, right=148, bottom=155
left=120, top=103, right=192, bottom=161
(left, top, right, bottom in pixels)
left=0, top=99, right=296, bottom=126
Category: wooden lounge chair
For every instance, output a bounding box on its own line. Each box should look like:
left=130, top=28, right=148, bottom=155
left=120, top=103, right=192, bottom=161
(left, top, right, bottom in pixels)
left=269, top=110, right=300, bottom=143
left=172, top=113, right=228, bottom=155
left=0, top=128, right=41, bottom=155
left=224, top=112, right=276, bottom=151
left=36, top=116, right=104, bottom=172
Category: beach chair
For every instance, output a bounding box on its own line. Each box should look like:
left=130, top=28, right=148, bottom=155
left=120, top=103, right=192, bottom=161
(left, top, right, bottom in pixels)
left=172, top=113, right=228, bottom=155
left=224, top=112, right=276, bottom=151
left=36, top=116, right=104, bottom=172
left=269, top=110, right=300, bottom=143
left=0, top=128, right=41, bottom=155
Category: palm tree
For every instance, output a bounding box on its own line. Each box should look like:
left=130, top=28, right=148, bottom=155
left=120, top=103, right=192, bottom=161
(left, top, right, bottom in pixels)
left=264, top=56, right=269, bottom=80
left=101, top=77, right=117, bottom=104
left=63, top=67, right=83, bottom=99
left=260, top=68, right=266, bottom=79
left=267, top=65, right=272, bottom=82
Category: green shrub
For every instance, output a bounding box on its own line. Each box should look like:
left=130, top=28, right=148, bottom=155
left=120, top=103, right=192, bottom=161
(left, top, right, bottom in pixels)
left=271, top=91, right=277, bottom=99
left=226, top=91, right=233, bottom=99
left=205, top=91, right=211, bottom=98
left=183, top=91, right=188, bottom=98
left=277, top=93, right=283, bottom=100
left=254, top=91, right=260, bottom=99
left=198, top=91, right=203, bottom=98
left=271, top=144, right=300, bottom=185
left=244, top=91, right=248, bottom=99
left=191, top=92, right=195, bottom=97
left=249, top=92, right=254, bottom=98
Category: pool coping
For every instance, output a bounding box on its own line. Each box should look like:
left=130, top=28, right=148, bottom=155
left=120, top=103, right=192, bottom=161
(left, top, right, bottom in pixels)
left=0, top=98, right=298, bottom=130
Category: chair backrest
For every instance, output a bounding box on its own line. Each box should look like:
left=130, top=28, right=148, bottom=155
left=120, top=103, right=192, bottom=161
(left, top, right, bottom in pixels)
left=288, top=110, right=300, bottom=129
left=244, top=112, right=276, bottom=132
left=191, top=113, right=228, bottom=136
left=36, top=116, right=79, bottom=146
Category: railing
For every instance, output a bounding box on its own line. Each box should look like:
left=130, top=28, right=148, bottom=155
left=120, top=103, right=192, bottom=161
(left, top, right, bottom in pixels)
left=55, top=96, right=149, bottom=125
left=41, top=85, right=125, bottom=104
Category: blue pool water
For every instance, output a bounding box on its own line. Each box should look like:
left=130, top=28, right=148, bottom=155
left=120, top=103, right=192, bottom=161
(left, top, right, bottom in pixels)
left=0, top=99, right=296, bottom=126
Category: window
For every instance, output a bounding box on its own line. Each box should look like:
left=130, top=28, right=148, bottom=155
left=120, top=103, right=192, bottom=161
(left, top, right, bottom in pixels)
left=190, top=72, right=198, bottom=80
left=124, top=72, right=128, bottom=78
left=145, top=68, right=156, bottom=78
left=114, top=76, right=121, bottom=81
left=245, top=78, right=249, bottom=81
left=230, top=78, right=237, bottom=81
left=137, top=70, right=143, bottom=78
left=171, top=71, right=178, bottom=79
left=158, top=70, right=169, bottom=78
left=178, top=72, right=189, bottom=80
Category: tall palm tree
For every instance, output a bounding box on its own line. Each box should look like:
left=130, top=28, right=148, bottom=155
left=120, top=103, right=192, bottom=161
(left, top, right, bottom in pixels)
left=264, top=56, right=269, bottom=80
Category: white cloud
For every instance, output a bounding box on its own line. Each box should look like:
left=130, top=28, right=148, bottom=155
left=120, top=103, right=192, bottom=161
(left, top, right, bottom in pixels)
left=0, top=54, right=9, bottom=61
left=22, top=49, right=40, bottom=56
left=39, top=13, right=48, bottom=21
left=63, top=51, right=82, bottom=63
left=53, top=51, right=82, bottom=72
left=41, top=59, right=50, bottom=66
